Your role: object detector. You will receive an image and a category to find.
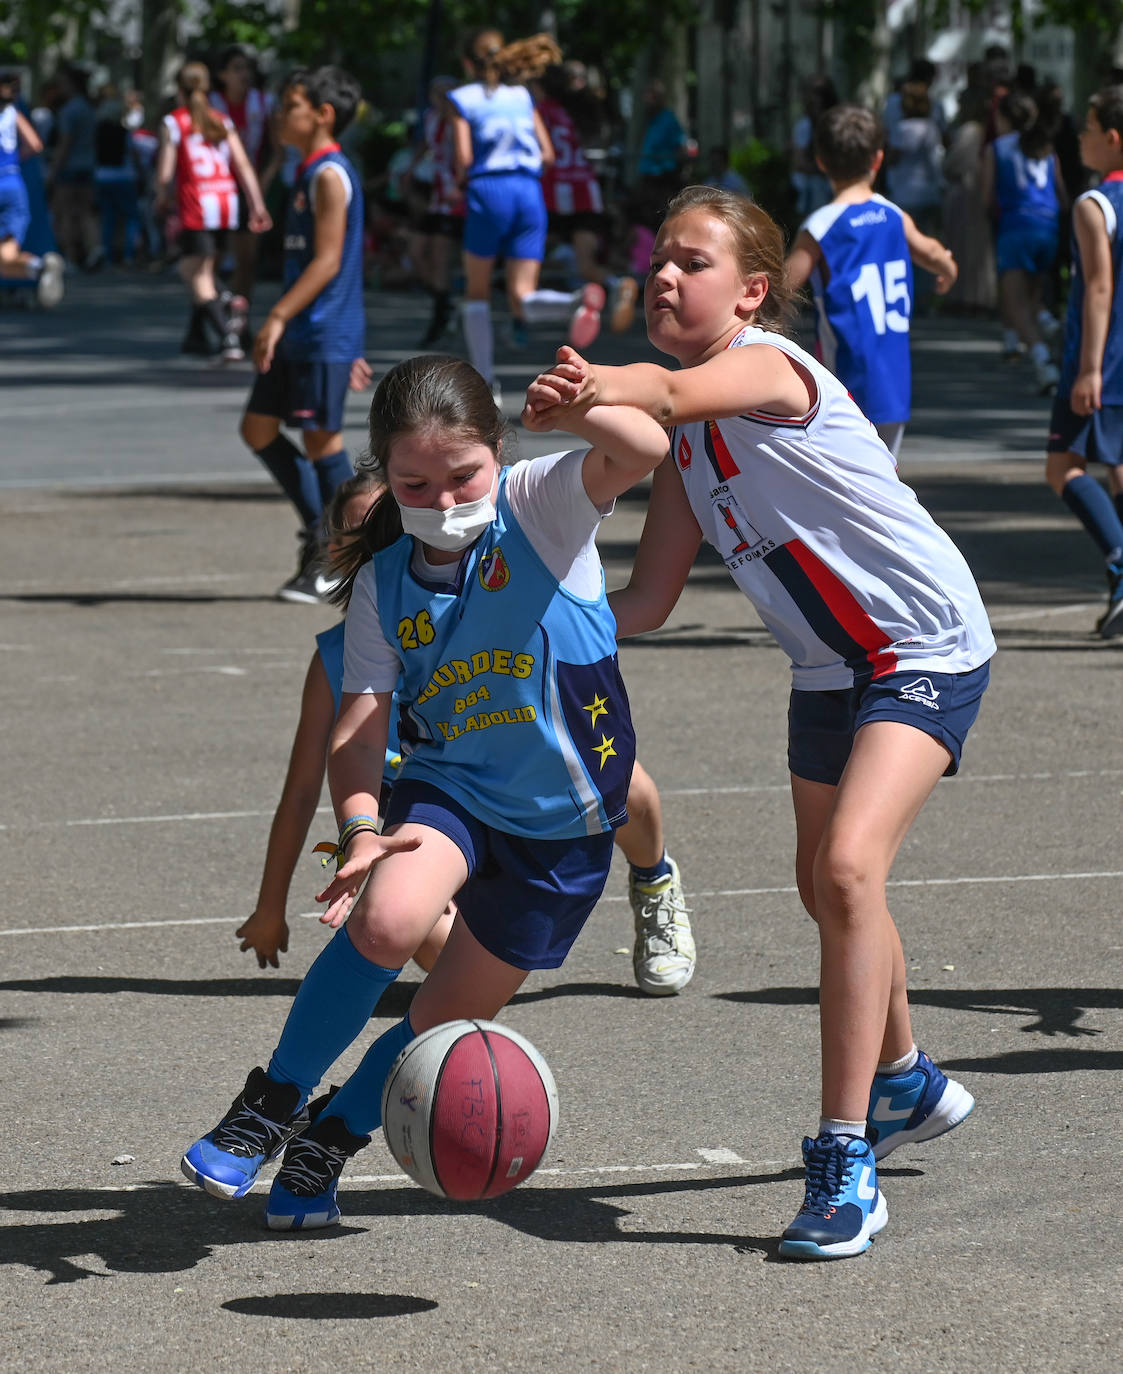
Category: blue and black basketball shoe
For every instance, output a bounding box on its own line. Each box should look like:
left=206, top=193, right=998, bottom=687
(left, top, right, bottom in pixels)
left=265, top=1104, right=370, bottom=1231
left=866, top=1050, right=975, bottom=1161
left=181, top=1066, right=308, bottom=1199
left=780, top=1132, right=888, bottom=1261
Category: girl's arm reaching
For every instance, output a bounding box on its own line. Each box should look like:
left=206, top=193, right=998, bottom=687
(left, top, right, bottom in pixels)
left=526, top=344, right=816, bottom=431
left=609, top=456, right=702, bottom=638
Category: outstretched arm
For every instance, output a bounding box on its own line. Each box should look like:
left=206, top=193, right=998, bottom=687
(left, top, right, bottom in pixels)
left=609, top=457, right=702, bottom=637
left=901, top=211, right=957, bottom=294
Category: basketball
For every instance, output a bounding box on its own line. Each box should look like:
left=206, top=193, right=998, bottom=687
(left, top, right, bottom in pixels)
left=381, top=1019, right=558, bottom=1201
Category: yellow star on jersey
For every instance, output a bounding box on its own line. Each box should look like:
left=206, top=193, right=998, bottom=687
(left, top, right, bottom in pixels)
left=593, top=734, right=617, bottom=770
left=583, top=693, right=610, bottom=728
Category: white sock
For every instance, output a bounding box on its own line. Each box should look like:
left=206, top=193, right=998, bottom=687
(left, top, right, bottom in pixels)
left=1030, top=340, right=1051, bottom=366
left=818, top=1117, right=867, bottom=1140
left=460, top=300, right=493, bottom=385
left=877, top=1045, right=919, bottom=1076
left=520, top=288, right=581, bottom=325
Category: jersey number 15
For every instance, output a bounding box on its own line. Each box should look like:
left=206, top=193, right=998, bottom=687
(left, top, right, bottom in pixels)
left=851, top=259, right=910, bottom=334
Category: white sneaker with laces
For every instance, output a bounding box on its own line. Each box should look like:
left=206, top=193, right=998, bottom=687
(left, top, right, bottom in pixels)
left=1034, top=357, right=1059, bottom=394
left=630, top=856, right=695, bottom=995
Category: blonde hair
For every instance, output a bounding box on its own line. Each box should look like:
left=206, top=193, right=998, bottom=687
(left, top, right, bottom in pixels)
left=177, top=61, right=227, bottom=144
left=463, top=28, right=563, bottom=87
left=663, top=185, right=796, bottom=334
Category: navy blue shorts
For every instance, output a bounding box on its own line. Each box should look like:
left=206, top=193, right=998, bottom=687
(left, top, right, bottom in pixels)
left=0, top=176, right=30, bottom=245
left=246, top=358, right=351, bottom=433
left=1047, top=392, right=1123, bottom=467
left=996, top=224, right=1058, bottom=276
left=383, top=778, right=616, bottom=971
left=463, top=172, right=547, bottom=261
left=787, top=662, right=991, bottom=786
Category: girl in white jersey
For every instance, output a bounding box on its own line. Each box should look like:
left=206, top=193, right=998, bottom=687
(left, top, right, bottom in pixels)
left=525, top=185, right=996, bottom=1262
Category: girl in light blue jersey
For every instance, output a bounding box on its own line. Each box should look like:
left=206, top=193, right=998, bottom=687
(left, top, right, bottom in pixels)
left=450, top=29, right=605, bottom=402
left=182, top=351, right=671, bottom=1231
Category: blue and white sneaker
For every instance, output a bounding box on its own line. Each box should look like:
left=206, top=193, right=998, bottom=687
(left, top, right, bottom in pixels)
left=866, top=1051, right=974, bottom=1160
left=181, top=1067, right=308, bottom=1200
left=265, top=1109, right=370, bottom=1231
left=779, top=1132, right=888, bottom=1261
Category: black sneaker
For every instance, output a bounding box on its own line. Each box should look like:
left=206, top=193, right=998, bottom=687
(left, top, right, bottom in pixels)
left=181, top=1066, right=309, bottom=1199
left=265, top=1109, right=370, bottom=1230
left=1097, top=562, right=1123, bottom=638
left=276, top=534, right=335, bottom=604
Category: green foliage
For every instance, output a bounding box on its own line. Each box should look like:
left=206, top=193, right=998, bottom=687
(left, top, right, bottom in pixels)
left=0, top=0, right=114, bottom=65
left=731, top=137, right=797, bottom=234
left=189, top=0, right=277, bottom=57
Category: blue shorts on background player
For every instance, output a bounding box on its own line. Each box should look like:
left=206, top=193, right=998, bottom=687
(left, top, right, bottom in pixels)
left=240, top=66, right=365, bottom=605
left=0, top=67, right=63, bottom=306
left=1045, top=85, right=1123, bottom=639
left=182, top=352, right=676, bottom=1230
left=981, top=89, right=1068, bottom=394
left=786, top=104, right=957, bottom=462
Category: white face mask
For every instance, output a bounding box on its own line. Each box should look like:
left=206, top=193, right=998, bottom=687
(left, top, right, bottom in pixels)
left=397, top=486, right=497, bottom=553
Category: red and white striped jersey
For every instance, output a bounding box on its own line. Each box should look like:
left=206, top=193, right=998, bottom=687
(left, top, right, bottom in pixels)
left=423, top=108, right=464, bottom=218
left=669, top=326, right=995, bottom=689
left=537, top=97, right=603, bottom=216
left=163, top=107, right=238, bottom=231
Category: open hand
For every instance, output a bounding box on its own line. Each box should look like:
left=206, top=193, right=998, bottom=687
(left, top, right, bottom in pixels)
left=315, top=831, right=423, bottom=929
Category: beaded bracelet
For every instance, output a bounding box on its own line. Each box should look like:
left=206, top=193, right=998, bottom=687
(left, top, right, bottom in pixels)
left=312, top=813, right=380, bottom=869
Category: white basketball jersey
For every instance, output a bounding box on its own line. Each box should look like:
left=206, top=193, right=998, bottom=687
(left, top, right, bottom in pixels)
left=668, top=326, right=996, bottom=690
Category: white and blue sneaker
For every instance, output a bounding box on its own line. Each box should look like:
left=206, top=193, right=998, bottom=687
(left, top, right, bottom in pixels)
left=181, top=1067, right=308, bottom=1199
left=779, top=1132, right=888, bottom=1260
left=866, top=1051, right=974, bottom=1160
left=265, top=1109, right=370, bottom=1231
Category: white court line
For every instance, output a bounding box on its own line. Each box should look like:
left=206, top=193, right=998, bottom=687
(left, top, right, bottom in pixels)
left=4, top=868, right=1123, bottom=938
left=0, top=764, right=1114, bottom=834
left=988, top=601, right=1102, bottom=625
left=21, top=1151, right=767, bottom=1197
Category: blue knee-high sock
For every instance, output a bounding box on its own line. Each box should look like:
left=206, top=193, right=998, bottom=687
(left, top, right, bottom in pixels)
left=318, top=1013, right=417, bottom=1137
left=253, top=433, right=323, bottom=529
left=1060, top=474, right=1123, bottom=559
left=314, top=449, right=353, bottom=508
left=267, top=926, right=401, bottom=1102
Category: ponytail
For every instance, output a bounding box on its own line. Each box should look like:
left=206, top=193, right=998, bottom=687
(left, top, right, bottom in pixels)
left=178, top=61, right=228, bottom=144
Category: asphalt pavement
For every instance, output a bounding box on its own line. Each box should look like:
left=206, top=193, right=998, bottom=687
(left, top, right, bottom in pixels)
left=1, top=273, right=1120, bottom=1373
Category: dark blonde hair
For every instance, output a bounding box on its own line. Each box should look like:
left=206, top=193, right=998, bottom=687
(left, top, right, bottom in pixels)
left=662, top=185, right=796, bottom=333
left=328, top=355, right=509, bottom=606
left=177, top=61, right=227, bottom=143
left=463, top=28, right=562, bottom=88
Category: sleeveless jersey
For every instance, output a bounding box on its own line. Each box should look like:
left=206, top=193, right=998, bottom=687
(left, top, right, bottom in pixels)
left=0, top=105, right=20, bottom=180
left=315, top=622, right=402, bottom=778
left=1059, top=176, right=1123, bottom=404
left=163, top=107, right=237, bottom=231
left=281, top=145, right=365, bottom=363
left=668, top=326, right=995, bottom=691
left=993, top=131, right=1059, bottom=232
left=210, top=88, right=271, bottom=167
left=448, top=81, right=541, bottom=178
left=367, top=468, right=634, bottom=839
left=422, top=108, right=464, bottom=217
left=537, top=97, right=603, bottom=215
left=802, top=194, right=913, bottom=425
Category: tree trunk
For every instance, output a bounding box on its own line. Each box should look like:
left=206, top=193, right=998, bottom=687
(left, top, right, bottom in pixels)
left=140, top=0, right=180, bottom=119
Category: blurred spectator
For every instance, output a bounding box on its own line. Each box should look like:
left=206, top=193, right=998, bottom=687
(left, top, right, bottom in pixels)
left=884, top=59, right=948, bottom=142
left=704, top=145, right=750, bottom=197
left=791, top=75, right=836, bottom=217
left=47, top=64, right=98, bottom=268
left=942, top=81, right=996, bottom=313
left=636, top=78, right=687, bottom=226
left=886, top=81, right=945, bottom=232
left=93, top=85, right=140, bottom=266
left=124, top=89, right=163, bottom=264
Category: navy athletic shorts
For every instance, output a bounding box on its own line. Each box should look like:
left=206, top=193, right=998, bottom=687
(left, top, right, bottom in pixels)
left=1047, top=392, right=1123, bottom=467
left=246, top=358, right=352, bottom=433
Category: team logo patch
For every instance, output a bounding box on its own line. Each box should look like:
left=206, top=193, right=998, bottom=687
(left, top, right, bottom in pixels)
left=897, top=676, right=940, bottom=709
left=478, top=546, right=510, bottom=591
left=710, top=491, right=765, bottom=559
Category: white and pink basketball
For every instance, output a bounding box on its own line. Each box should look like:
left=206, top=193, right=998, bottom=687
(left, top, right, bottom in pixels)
left=381, top=1019, right=558, bottom=1200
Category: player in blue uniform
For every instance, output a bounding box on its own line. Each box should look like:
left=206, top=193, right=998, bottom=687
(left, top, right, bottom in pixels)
left=786, top=104, right=956, bottom=460
left=1046, top=85, right=1123, bottom=639
left=981, top=89, right=1068, bottom=393
left=0, top=65, right=63, bottom=305
left=239, top=66, right=365, bottom=604
left=450, top=29, right=605, bottom=404
left=182, top=351, right=673, bottom=1229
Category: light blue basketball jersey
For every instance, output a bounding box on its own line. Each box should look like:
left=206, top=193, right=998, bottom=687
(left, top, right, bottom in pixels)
left=1060, top=179, right=1123, bottom=404
left=993, top=131, right=1060, bottom=232
left=448, top=81, right=541, bottom=178
left=373, top=468, right=634, bottom=839
left=315, top=622, right=402, bottom=779
left=0, top=105, right=20, bottom=179
left=802, top=194, right=913, bottom=425
left=282, top=146, right=365, bottom=362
